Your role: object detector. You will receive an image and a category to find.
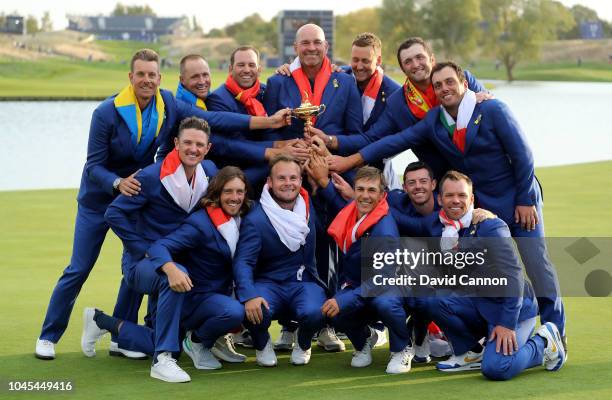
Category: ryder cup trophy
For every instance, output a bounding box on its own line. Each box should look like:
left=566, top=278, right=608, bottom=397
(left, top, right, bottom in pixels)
left=291, top=91, right=326, bottom=130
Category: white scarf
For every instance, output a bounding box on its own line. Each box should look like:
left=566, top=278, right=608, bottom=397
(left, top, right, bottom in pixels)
left=160, top=151, right=208, bottom=213
left=440, top=89, right=477, bottom=132
left=260, top=183, right=310, bottom=252
left=439, top=205, right=473, bottom=251
left=218, top=217, right=240, bottom=258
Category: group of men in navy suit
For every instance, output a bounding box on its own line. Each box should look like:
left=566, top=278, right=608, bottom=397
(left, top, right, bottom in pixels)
left=35, top=22, right=567, bottom=383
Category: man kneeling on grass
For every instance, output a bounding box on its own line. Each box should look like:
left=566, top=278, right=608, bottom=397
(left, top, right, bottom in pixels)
left=423, top=171, right=566, bottom=379
left=306, top=157, right=415, bottom=374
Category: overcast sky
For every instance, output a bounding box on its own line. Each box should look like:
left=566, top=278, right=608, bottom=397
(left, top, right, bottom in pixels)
left=2, top=0, right=611, bottom=32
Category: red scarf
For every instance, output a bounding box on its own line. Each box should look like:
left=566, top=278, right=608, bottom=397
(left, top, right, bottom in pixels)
left=362, top=66, right=384, bottom=123
left=224, top=75, right=267, bottom=117
left=328, top=194, right=389, bottom=253
left=207, top=205, right=231, bottom=226
left=403, top=78, right=438, bottom=120
left=290, top=56, right=332, bottom=125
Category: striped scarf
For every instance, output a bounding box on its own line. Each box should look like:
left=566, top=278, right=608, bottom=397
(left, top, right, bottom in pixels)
left=439, top=205, right=473, bottom=251
left=160, top=149, right=209, bottom=213
left=206, top=206, right=240, bottom=258
left=176, top=82, right=207, bottom=110
left=114, top=84, right=165, bottom=159
left=403, top=78, right=438, bottom=120
left=328, top=194, right=389, bottom=253
left=439, top=89, right=476, bottom=153
left=361, top=66, right=384, bottom=124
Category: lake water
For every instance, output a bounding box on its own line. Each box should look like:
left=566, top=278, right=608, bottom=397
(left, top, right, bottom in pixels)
left=1, top=80, right=611, bottom=191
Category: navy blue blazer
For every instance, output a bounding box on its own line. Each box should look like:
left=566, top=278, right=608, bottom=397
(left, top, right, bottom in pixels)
left=232, top=200, right=323, bottom=303
left=338, top=65, right=402, bottom=131
left=77, top=89, right=248, bottom=212
left=104, top=159, right=218, bottom=262
left=361, top=99, right=540, bottom=225
left=422, top=216, right=538, bottom=329
left=337, top=70, right=485, bottom=179
left=204, top=83, right=276, bottom=165
left=263, top=71, right=363, bottom=140
left=147, top=208, right=235, bottom=295
left=387, top=189, right=440, bottom=236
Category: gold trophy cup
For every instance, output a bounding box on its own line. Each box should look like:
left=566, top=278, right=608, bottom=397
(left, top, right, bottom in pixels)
left=291, top=91, right=326, bottom=130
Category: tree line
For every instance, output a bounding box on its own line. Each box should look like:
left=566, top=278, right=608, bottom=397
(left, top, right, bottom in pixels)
left=204, top=0, right=611, bottom=81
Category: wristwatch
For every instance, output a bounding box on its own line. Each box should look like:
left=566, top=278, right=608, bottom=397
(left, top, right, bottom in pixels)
left=113, top=177, right=122, bottom=191
left=327, top=135, right=334, bottom=147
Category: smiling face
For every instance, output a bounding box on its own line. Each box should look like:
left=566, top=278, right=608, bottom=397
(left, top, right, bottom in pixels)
left=398, top=43, right=434, bottom=86
left=229, top=49, right=260, bottom=89
left=129, top=59, right=161, bottom=105
left=438, top=178, right=474, bottom=220
left=294, top=24, right=328, bottom=69
left=403, top=168, right=436, bottom=206
left=174, top=128, right=210, bottom=170
left=350, top=45, right=380, bottom=85
left=354, top=177, right=384, bottom=218
left=180, top=57, right=211, bottom=100
left=432, top=66, right=468, bottom=111
left=219, top=177, right=246, bottom=217
left=267, top=161, right=302, bottom=208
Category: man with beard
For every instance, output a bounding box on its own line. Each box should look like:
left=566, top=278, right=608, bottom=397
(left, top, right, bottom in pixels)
left=233, top=155, right=327, bottom=367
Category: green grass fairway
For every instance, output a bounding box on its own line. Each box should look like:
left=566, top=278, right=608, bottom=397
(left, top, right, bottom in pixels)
left=1, top=57, right=612, bottom=99
left=1, top=161, right=611, bottom=399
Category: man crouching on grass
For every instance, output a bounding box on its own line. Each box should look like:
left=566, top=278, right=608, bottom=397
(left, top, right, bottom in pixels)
left=306, top=156, right=416, bottom=374
left=425, top=171, right=566, bottom=379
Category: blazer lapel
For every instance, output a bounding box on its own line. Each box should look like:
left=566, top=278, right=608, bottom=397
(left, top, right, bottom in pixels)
left=433, top=109, right=463, bottom=157
left=463, top=103, right=483, bottom=155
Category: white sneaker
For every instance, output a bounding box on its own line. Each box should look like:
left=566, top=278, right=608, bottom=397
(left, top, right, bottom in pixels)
left=351, top=328, right=378, bottom=368
left=109, top=341, right=148, bottom=360
left=150, top=352, right=191, bottom=383
left=212, top=334, right=247, bottom=363
left=537, top=322, right=566, bottom=371
left=290, top=342, right=312, bottom=365
left=274, top=328, right=295, bottom=351
left=255, top=339, right=277, bottom=367
left=316, top=327, right=346, bottom=352
left=386, top=345, right=415, bottom=374
left=35, top=339, right=55, bottom=360
left=81, top=308, right=107, bottom=357
left=183, top=332, right=222, bottom=370
left=374, top=327, right=388, bottom=348
left=414, top=340, right=432, bottom=364
left=436, top=349, right=483, bottom=372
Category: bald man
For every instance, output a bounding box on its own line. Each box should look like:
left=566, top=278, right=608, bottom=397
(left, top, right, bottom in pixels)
left=263, top=24, right=362, bottom=352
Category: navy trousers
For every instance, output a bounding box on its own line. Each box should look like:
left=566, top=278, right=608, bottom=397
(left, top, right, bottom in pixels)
left=244, top=281, right=326, bottom=351
left=509, top=203, right=565, bottom=335
left=116, top=291, right=243, bottom=355
left=122, top=258, right=185, bottom=353
left=40, top=204, right=141, bottom=343
left=332, top=288, right=411, bottom=352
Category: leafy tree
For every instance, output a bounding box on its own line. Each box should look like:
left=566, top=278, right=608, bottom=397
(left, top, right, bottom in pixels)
left=424, top=0, right=482, bottom=60
left=378, top=0, right=426, bottom=63
left=25, top=15, right=39, bottom=34
left=223, top=13, right=277, bottom=54
left=335, top=8, right=381, bottom=62
left=480, top=0, right=574, bottom=81
left=111, top=3, right=155, bottom=16
left=561, top=4, right=606, bottom=39
left=206, top=28, right=226, bottom=38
